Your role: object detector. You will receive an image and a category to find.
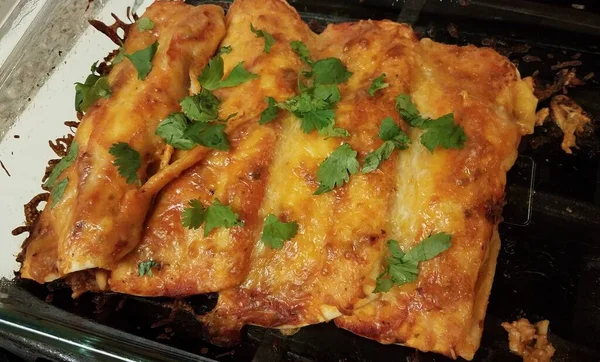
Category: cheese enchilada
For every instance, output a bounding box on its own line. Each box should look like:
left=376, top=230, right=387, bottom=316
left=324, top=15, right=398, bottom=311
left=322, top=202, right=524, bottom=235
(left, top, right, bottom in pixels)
left=16, top=0, right=539, bottom=359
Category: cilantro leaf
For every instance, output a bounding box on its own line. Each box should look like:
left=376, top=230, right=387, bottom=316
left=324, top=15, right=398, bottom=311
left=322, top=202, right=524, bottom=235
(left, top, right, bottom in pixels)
left=310, top=58, right=352, bottom=85
left=109, top=142, right=141, bottom=185
left=198, top=56, right=224, bottom=90
left=259, top=97, right=280, bottom=124
left=112, top=46, right=125, bottom=65
left=395, top=94, right=423, bottom=126
left=202, top=199, right=243, bottom=236
left=261, top=214, right=298, bottom=249
left=180, top=88, right=220, bottom=122
left=314, top=143, right=359, bottom=195
left=217, top=46, right=232, bottom=55
left=362, top=117, right=410, bottom=173
left=368, top=73, right=389, bottom=96
left=402, top=232, right=452, bottom=263
left=181, top=198, right=242, bottom=236
left=290, top=40, right=312, bottom=65
left=219, top=62, right=259, bottom=88
left=395, top=94, right=466, bottom=152
left=137, top=17, right=154, bottom=32
left=156, top=113, right=195, bottom=150
left=138, top=260, right=159, bottom=277
left=320, top=125, right=350, bottom=138
left=374, top=277, right=394, bottom=293
left=250, top=24, right=276, bottom=54
left=198, top=55, right=258, bottom=91
left=75, top=73, right=111, bottom=113
left=419, top=114, right=467, bottom=152
left=374, top=234, right=452, bottom=293
left=300, top=109, right=335, bottom=134
left=181, top=199, right=205, bottom=229
left=362, top=141, right=395, bottom=174
left=50, top=178, right=69, bottom=208
left=183, top=122, right=230, bottom=151
left=379, top=117, right=410, bottom=148
left=126, top=41, right=158, bottom=80
left=279, top=84, right=343, bottom=135
left=44, top=141, right=79, bottom=189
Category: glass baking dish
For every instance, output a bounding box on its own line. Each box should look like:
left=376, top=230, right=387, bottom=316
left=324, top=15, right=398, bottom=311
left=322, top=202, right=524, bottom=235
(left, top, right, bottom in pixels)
left=0, top=0, right=599, bottom=361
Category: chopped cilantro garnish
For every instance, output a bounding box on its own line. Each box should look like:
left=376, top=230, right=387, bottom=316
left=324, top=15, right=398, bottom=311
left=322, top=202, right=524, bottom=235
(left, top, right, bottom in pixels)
left=44, top=141, right=79, bottom=189
left=259, top=97, right=280, bottom=124
left=250, top=24, right=276, bottom=54
left=138, top=260, right=159, bottom=277
left=374, top=233, right=452, bottom=293
left=75, top=67, right=111, bottom=113
left=266, top=41, right=351, bottom=137
left=362, top=117, right=410, bottom=173
left=198, top=55, right=258, bottom=91
left=50, top=178, right=69, bottom=208
left=112, top=46, right=125, bottom=65
left=368, top=73, right=389, bottom=96
left=290, top=40, right=312, bottom=65
left=309, top=58, right=352, bottom=85
left=314, top=143, right=359, bottom=195
left=137, top=17, right=154, bottom=32
left=217, top=46, right=232, bottom=55
left=395, top=94, right=466, bottom=152
left=183, top=122, right=230, bottom=151
left=155, top=113, right=195, bottom=150
left=179, top=88, right=220, bottom=122
left=108, top=142, right=141, bottom=185
left=181, top=199, right=205, bottom=229
left=261, top=214, right=298, bottom=249
left=126, top=41, right=159, bottom=80
left=181, top=198, right=242, bottom=236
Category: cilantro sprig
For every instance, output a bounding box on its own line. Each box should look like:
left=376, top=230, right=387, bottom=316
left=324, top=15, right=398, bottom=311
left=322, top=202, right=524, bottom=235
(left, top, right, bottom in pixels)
left=50, top=178, right=69, bottom=208
left=217, top=46, right=232, bottom=55
left=261, top=214, right=298, bottom=249
left=395, top=94, right=466, bottom=152
left=109, top=142, right=141, bottom=185
left=362, top=117, right=410, bottom=173
left=250, top=24, right=276, bottom=54
left=126, top=41, right=159, bottom=80
left=198, top=55, right=258, bottom=91
left=368, top=73, right=389, bottom=96
left=137, top=17, right=154, bottom=32
left=314, top=143, right=359, bottom=195
left=180, top=88, right=219, bottom=122
left=44, top=141, right=78, bottom=189
left=138, top=260, right=159, bottom=277
left=259, top=41, right=351, bottom=138
left=156, top=87, right=231, bottom=151
left=374, top=233, right=452, bottom=293
left=75, top=63, right=111, bottom=113
left=156, top=49, right=259, bottom=152
left=181, top=198, right=243, bottom=236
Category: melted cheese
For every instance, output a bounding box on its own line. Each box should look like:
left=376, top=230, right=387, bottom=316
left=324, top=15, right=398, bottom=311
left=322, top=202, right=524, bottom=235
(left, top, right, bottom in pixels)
left=20, top=2, right=226, bottom=281
left=109, top=0, right=315, bottom=296
left=334, top=39, right=537, bottom=360
left=19, top=0, right=539, bottom=359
